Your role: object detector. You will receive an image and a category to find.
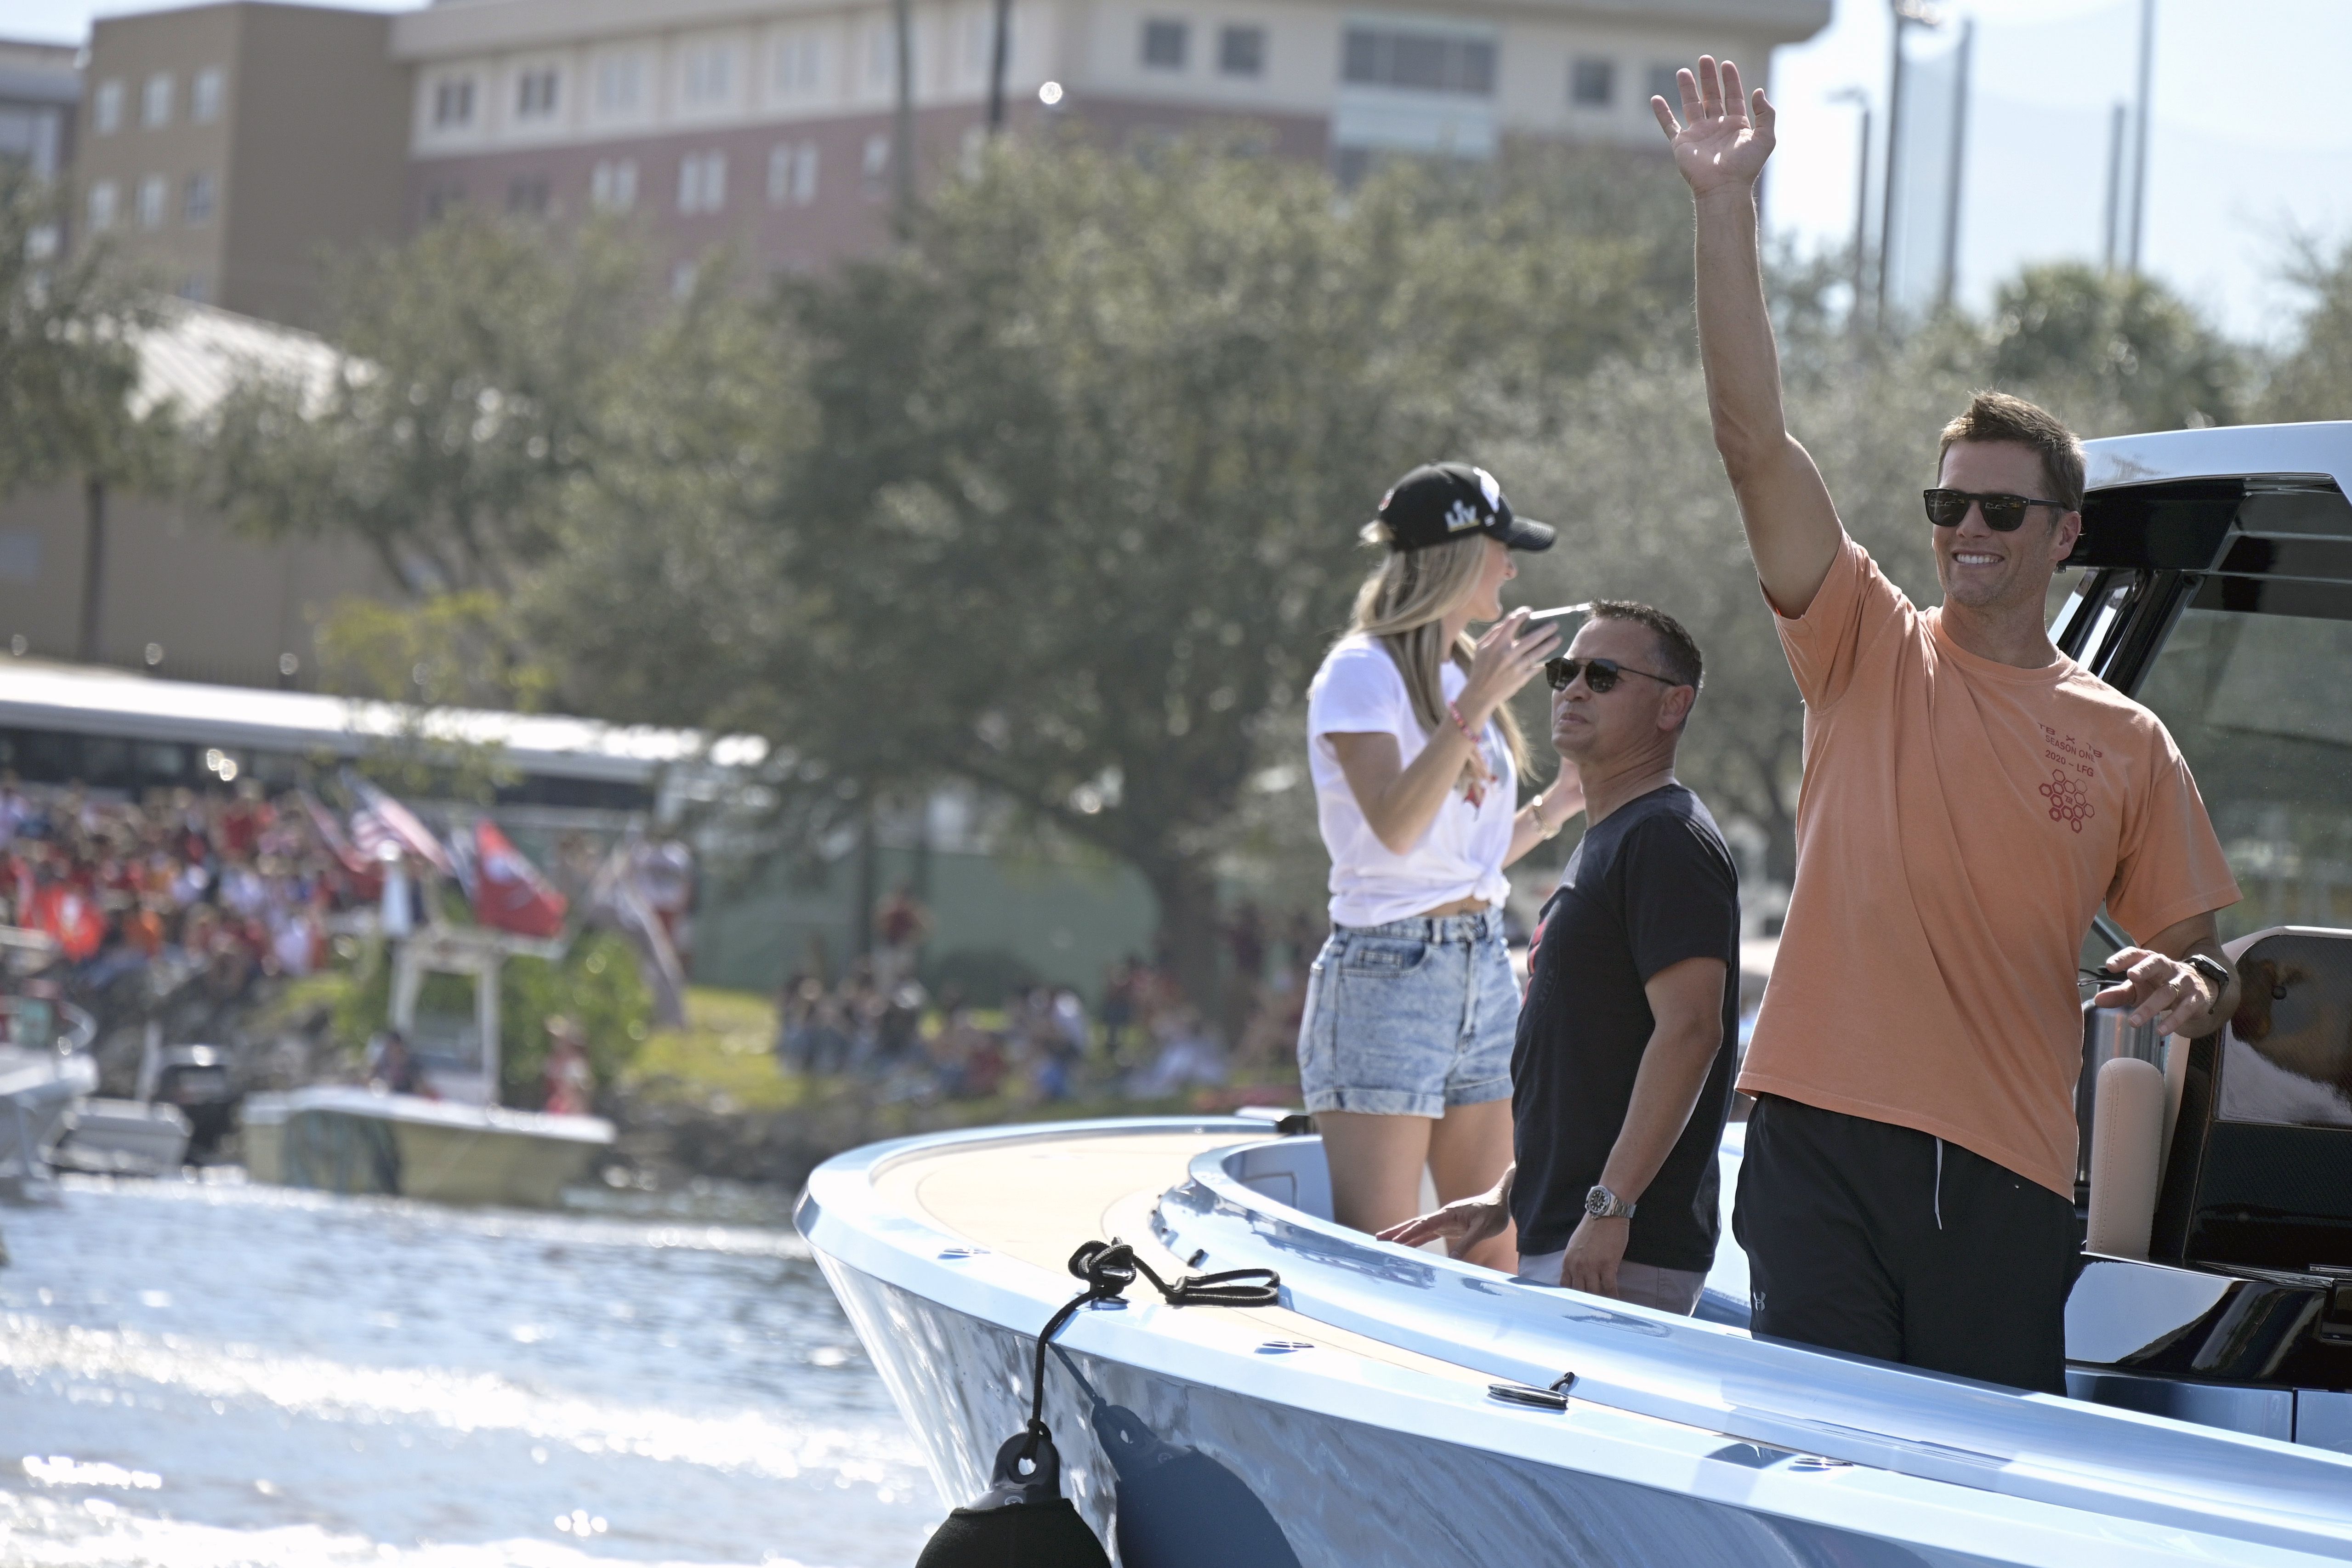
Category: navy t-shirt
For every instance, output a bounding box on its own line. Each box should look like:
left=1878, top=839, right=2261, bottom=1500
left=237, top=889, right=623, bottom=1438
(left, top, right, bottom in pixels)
left=1510, top=782, right=1741, bottom=1271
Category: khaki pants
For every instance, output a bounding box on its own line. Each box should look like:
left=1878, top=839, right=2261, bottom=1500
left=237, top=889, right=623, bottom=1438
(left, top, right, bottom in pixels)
left=1513, top=1250, right=1707, bottom=1315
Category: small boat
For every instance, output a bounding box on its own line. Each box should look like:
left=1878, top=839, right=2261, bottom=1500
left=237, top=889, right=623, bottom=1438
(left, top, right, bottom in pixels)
left=0, top=956, right=100, bottom=1203
left=800, top=423, right=2352, bottom=1562
left=242, top=925, right=611, bottom=1209
left=241, top=1084, right=612, bottom=1208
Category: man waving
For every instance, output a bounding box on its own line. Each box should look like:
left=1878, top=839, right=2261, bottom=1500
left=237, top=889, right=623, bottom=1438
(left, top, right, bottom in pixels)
left=1653, top=57, right=2241, bottom=1392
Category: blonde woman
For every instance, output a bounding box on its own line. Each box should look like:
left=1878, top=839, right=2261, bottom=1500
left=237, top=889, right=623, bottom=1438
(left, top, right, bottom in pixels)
left=1300, top=462, right=1580, bottom=1270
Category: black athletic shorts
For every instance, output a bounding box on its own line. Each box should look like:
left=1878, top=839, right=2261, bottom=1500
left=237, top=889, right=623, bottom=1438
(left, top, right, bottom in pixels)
left=1733, top=1094, right=2078, bottom=1394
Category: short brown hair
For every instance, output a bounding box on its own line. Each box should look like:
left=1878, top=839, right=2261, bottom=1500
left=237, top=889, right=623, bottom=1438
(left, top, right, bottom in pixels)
left=1589, top=600, right=1703, bottom=692
left=1937, top=391, right=2085, bottom=511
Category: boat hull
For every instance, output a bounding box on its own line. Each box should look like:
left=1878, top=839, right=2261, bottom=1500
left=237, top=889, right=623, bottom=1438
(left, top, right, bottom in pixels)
left=800, top=1118, right=2352, bottom=1567
left=242, top=1087, right=610, bottom=1208
left=820, top=1252, right=2023, bottom=1568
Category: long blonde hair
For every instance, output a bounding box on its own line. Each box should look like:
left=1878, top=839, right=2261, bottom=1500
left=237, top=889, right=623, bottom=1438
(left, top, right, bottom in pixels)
left=1347, top=529, right=1532, bottom=784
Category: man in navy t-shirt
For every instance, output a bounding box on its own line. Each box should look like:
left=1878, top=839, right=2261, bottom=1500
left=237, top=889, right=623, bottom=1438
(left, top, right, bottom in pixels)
left=1381, top=602, right=1741, bottom=1312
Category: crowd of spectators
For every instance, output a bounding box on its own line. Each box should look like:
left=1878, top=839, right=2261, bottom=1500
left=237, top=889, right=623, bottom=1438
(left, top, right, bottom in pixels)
left=0, top=775, right=362, bottom=1004
left=769, top=897, right=1328, bottom=1106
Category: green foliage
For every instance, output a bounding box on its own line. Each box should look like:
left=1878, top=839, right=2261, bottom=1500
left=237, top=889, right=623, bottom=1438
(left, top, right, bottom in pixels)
left=196, top=210, right=659, bottom=595
left=314, top=590, right=557, bottom=802
left=0, top=165, right=170, bottom=497
left=498, top=932, right=653, bottom=1106
left=2263, top=236, right=2352, bottom=422
left=1982, top=263, right=2244, bottom=432
left=328, top=929, right=651, bottom=1106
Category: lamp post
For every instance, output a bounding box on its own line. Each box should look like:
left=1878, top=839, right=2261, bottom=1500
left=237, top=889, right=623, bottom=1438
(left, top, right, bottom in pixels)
left=1829, top=87, right=1872, bottom=339
left=2127, top=0, right=2158, bottom=274
left=987, top=0, right=1012, bottom=132
left=1877, top=0, right=1943, bottom=327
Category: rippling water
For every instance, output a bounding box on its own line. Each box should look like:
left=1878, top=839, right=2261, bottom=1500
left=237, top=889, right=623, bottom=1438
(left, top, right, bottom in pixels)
left=0, top=1175, right=936, bottom=1568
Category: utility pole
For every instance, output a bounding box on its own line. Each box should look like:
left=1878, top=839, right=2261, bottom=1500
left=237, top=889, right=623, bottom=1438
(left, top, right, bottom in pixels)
left=1829, top=87, right=1872, bottom=339
left=987, top=0, right=1012, bottom=131
left=1935, top=18, right=1973, bottom=313
left=1877, top=0, right=1943, bottom=327
left=2101, top=101, right=2127, bottom=272
left=892, top=0, right=916, bottom=218
left=77, top=474, right=106, bottom=665
left=2127, top=0, right=2157, bottom=274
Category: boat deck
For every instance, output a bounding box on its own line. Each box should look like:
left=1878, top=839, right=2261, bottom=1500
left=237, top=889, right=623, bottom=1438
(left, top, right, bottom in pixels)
left=873, top=1126, right=1502, bottom=1392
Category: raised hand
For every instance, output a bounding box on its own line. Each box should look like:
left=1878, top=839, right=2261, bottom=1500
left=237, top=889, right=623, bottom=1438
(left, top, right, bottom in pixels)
left=1651, top=56, right=1776, bottom=198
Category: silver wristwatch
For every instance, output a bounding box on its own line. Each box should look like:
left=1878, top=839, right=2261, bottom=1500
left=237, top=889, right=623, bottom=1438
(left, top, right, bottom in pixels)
left=1584, top=1184, right=1635, bottom=1220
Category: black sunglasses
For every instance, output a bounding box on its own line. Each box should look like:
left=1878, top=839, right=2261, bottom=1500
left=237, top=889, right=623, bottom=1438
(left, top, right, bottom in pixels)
left=1922, top=488, right=2072, bottom=532
left=1545, top=656, right=1683, bottom=694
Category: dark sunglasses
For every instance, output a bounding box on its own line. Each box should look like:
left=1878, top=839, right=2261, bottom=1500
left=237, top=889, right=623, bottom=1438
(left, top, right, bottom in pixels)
left=1922, top=488, right=2072, bottom=532
left=1545, top=656, right=1683, bottom=694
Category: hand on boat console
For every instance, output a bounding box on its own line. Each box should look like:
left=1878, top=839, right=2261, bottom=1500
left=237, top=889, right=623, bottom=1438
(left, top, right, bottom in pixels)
left=1377, top=1167, right=1512, bottom=1257
left=2092, top=913, right=2238, bottom=1040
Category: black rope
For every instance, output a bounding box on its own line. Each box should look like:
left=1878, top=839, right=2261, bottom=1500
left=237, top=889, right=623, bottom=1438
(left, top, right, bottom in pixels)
left=1021, top=1240, right=1279, bottom=1456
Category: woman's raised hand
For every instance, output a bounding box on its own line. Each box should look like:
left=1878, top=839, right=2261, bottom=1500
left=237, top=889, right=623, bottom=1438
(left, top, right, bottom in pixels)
left=1459, top=610, right=1560, bottom=726
left=1652, top=55, right=1776, bottom=198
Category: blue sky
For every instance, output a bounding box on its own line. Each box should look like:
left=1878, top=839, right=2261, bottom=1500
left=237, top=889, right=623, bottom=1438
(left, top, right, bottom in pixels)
left=13, top=0, right=2352, bottom=344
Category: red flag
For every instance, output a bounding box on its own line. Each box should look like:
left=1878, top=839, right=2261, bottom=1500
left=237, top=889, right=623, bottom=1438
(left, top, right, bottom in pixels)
left=469, top=819, right=567, bottom=939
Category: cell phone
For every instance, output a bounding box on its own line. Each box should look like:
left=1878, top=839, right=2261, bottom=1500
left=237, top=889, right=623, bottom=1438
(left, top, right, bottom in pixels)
left=1508, top=603, right=1590, bottom=648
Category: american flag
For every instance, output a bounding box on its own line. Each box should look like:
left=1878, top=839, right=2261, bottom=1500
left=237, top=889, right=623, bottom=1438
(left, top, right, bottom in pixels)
left=342, top=771, right=452, bottom=873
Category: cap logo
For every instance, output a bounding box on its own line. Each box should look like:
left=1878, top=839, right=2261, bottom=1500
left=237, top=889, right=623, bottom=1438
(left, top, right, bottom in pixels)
left=1474, top=468, right=1503, bottom=509
left=1444, top=499, right=1482, bottom=533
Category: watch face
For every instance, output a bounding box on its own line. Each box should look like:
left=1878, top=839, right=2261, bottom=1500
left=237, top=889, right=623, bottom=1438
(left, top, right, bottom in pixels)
left=1584, top=1187, right=1610, bottom=1217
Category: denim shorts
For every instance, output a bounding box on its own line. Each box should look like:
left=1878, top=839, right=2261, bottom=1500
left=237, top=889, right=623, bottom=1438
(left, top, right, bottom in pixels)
left=1295, top=909, right=1518, bottom=1118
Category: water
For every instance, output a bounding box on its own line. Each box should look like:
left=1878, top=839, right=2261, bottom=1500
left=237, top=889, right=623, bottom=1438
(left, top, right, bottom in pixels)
left=0, top=1175, right=937, bottom=1568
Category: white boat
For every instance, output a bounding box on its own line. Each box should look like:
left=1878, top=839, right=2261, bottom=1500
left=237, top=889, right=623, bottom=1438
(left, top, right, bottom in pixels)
left=800, top=423, right=2352, bottom=1563
left=0, top=977, right=99, bottom=1203
left=241, top=1084, right=612, bottom=1208
left=242, top=926, right=612, bottom=1209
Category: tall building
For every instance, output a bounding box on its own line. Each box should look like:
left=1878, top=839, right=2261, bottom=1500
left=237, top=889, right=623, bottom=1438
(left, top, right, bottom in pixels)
left=0, top=38, right=80, bottom=183
left=72, top=2, right=411, bottom=328
left=394, top=0, right=1829, bottom=276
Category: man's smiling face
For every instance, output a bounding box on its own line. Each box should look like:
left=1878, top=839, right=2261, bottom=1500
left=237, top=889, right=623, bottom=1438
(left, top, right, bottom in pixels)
left=1932, top=439, right=2081, bottom=614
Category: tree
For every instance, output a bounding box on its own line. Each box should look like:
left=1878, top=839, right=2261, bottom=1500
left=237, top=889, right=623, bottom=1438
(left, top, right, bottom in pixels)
left=2262, top=236, right=2352, bottom=422
left=198, top=210, right=659, bottom=597
left=1982, top=263, right=2244, bottom=433
left=532, top=135, right=1693, bottom=1008
left=0, top=165, right=173, bottom=661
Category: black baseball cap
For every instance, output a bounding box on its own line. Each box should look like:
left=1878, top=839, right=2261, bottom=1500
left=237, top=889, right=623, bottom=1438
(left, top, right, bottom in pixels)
left=1372, top=462, right=1555, bottom=553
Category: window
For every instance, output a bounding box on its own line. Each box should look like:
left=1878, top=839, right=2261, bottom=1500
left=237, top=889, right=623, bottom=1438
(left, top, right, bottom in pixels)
left=1218, top=25, right=1265, bottom=77
left=596, top=53, right=643, bottom=114
left=1340, top=28, right=1495, bottom=95
left=1570, top=57, right=1614, bottom=107
left=192, top=68, right=224, bottom=124
left=86, top=180, right=118, bottom=230
left=1647, top=65, right=1681, bottom=105
left=1142, top=19, right=1188, bottom=70
left=515, top=68, right=559, bottom=119
left=507, top=175, right=549, bottom=214
left=142, top=72, right=174, bottom=127
left=94, top=80, right=123, bottom=134
left=183, top=170, right=215, bottom=224
left=866, top=22, right=894, bottom=85
left=862, top=132, right=890, bottom=198
left=682, top=41, right=735, bottom=106
left=591, top=158, right=637, bottom=211
left=136, top=173, right=166, bottom=228
left=678, top=149, right=727, bottom=213
left=434, top=77, right=476, bottom=128
left=775, top=32, right=824, bottom=94
left=768, top=141, right=820, bottom=205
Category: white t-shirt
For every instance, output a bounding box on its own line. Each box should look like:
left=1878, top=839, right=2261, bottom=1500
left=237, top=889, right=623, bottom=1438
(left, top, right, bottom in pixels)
left=1306, top=633, right=1517, bottom=928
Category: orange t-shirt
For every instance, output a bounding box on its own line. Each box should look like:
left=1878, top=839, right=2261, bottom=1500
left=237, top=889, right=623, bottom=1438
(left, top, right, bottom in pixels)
left=1738, top=537, right=2240, bottom=1196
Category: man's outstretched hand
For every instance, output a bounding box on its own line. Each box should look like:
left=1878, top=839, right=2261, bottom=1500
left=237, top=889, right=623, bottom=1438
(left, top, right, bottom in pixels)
left=1652, top=56, right=1776, bottom=198
left=1377, top=1187, right=1509, bottom=1256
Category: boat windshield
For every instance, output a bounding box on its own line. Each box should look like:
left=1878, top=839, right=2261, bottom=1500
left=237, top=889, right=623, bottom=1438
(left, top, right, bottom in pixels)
left=2135, top=604, right=2352, bottom=942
